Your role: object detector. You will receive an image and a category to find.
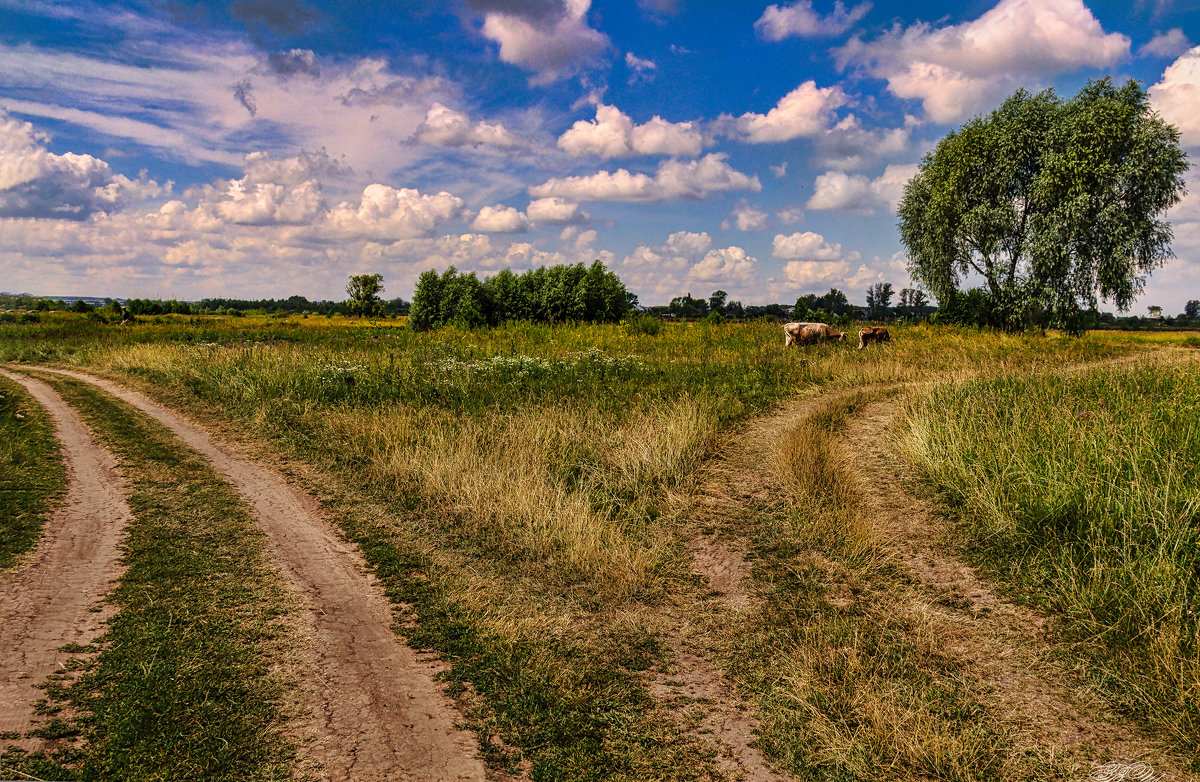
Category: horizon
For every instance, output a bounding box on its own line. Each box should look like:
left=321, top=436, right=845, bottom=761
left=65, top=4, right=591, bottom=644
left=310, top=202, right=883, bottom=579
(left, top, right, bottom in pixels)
left=1, top=0, right=1198, bottom=312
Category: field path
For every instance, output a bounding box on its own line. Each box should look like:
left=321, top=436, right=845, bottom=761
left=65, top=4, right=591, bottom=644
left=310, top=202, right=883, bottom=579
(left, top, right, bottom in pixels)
left=842, top=391, right=1194, bottom=781
left=653, top=388, right=849, bottom=782
left=0, top=368, right=130, bottom=746
left=32, top=368, right=485, bottom=782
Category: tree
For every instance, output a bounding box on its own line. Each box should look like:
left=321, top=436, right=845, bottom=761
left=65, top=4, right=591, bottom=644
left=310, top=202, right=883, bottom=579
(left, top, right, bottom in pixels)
left=897, top=288, right=929, bottom=318
left=865, top=282, right=894, bottom=320
left=1185, top=300, right=1199, bottom=320
left=817, top=288, right=849, bottom=316
left=346, top=273, right=385, bottom=317
left=709, top=290, right=728, bottom=314
left=899, top=79, right=1188, bottom=332
left=1148, top=305, right=1163, bottom=319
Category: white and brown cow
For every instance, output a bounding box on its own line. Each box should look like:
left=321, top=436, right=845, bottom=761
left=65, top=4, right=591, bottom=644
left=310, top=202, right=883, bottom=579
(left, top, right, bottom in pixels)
left=783, top=321, right=846, bottom=347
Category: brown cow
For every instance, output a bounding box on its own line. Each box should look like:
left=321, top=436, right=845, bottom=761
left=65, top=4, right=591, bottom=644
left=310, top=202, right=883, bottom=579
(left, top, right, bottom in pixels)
left=858, top=326, right=890, bottom=350
left=784, top=321, right=846, bottom=346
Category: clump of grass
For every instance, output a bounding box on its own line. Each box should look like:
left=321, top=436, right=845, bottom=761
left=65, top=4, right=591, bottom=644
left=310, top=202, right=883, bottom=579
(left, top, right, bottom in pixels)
left=902, top=358, right=1200, bottom=758
left=0, top=373, right=66, bottom=570
left=5, top=375, right=299, bottom=781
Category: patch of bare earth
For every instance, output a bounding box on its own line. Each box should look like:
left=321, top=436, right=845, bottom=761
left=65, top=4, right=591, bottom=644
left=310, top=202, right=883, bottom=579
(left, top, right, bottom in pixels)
left=35, top=368, right=485, bottom=782
left=0, top=369, right=130, bottom=750
left=843, top=396, right=1194, bottom=782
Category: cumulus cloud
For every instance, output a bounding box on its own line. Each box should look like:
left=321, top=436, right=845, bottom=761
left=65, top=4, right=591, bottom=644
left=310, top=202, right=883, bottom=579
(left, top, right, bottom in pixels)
left=731, top=81, right=848, bottom=142
left=725, top=203, right=770, bottom=231
left=479, top=0, right=610, bottom=83
left=470, top=204, right=530, bottom=233
left=755, top=0, right=871, bottom=40
left=0, top=111, right=163, bottom=220
left=687, top=246, right=757, bottom=284
left=836, top=0, right=1131, bottom=123
left=1150, top=46, right=1200, bottom=148
left=1141, top=29, right=1191, bottom=59
left=806, top=164, right=917, bottom=213
left=410, top=103, right=524, bottom=148
left=530, top=153, right=760, bottom=202
left=618, top=230, right=760, bottom=299
left=526, top=196, right=588, bottom=224
left=815, top=116, right=911, bottom=169
left=327, top=185, right=466, bottom=240
left=557, top=104, right=704, bottom=157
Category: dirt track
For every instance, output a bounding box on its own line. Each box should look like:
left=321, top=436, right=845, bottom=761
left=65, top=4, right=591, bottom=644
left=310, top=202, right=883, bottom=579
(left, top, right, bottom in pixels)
left=29, top=368, right=485, bottom=782
left=0, top=369, right=130, bottom=746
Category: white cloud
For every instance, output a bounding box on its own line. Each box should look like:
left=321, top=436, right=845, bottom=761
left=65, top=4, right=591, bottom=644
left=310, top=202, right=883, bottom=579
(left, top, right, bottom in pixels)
left=836, top=0, right=1131, bottom=123
left=0, top=41, right=465, bottom=177
left=530, top=153, right=760, bottom=202
left=770, top=161, right=789, bottom=178
left=470, top=204, right=530, bottom=233
left=1141, top=29, right=1191, bottom=59
left=727, top=203, right=770, bottom=231
left=1150, top=46, right=1200, bottom=148
left=772, top=230, right=853, bottom=262
left=618, top=231, right=760, bottom=300
left=0, top=110, right=164, bottom=220
left=411, top=103, right=524, bottom=148
left=732, top=81, right=848, bottom=142
left=557, top=104, right=703, bottom=157
left=755, top=0, right=871, bottom=40
left=480, top=0, right=610, bottom=83
left=806, top=163, right=917, bottom=214
left=687, top=246, right=757, bottom=284
left=327, top=184, right=466, bottom=240
left=526, top=196, right=588, bottom=224
left=814, top=115, right=911, bottom=170
left=625, top=52, right=657, bottom=81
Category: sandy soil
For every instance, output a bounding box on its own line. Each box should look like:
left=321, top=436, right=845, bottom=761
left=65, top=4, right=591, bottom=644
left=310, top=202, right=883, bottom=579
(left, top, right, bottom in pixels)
left=0, top=369, right=131, bottom=748
left=33, top=368, right=485, bottom=782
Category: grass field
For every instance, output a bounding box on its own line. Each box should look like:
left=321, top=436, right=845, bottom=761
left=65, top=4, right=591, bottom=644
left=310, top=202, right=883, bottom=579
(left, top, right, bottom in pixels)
left=0, top=372, right=66, bottom=571
left=903, top=358, right=1200, bottom=757
left=1, top=312, right=1196, bottom=779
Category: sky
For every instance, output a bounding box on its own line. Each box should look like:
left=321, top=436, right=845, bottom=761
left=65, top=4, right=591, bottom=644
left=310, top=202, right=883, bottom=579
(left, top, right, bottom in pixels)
left=1, top=0, right=1199, bottom=311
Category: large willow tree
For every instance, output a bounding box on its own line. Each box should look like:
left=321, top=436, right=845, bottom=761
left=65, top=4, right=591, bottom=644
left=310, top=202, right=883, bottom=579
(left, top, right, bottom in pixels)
left=898, top=78, right=1188, bottom=331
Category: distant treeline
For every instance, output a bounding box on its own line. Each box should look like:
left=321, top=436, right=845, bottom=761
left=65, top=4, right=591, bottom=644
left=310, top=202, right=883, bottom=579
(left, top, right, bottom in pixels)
left=409, top=261, right=632, bottom=330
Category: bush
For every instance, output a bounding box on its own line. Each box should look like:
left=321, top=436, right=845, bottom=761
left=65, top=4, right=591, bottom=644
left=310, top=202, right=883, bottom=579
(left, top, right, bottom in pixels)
left=624, top=314, right=662, bottom=336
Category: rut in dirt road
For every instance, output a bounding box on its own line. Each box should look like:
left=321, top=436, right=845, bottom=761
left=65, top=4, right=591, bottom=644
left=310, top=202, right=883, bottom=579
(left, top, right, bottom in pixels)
left=0, top=369, right=131, bottom=747
left=651, top=389, right=851, bottom=782
left=33, top=368, right=485, bottom=782
left=843, top=395, right=1195, bottom=781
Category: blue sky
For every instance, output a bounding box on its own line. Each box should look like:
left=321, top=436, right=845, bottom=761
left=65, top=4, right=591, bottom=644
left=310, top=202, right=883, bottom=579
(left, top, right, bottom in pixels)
left=1, top=0, right=1199, bottom=311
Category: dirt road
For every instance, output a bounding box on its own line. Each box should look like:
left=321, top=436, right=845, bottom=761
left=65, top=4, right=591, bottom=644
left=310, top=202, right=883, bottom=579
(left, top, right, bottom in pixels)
left=31, top=368, right=485, bottom=782
left=0, top=369, right=130, bottom=746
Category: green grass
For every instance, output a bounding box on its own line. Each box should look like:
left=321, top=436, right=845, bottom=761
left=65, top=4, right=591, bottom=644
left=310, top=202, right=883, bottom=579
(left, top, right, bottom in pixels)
left=0, top=314, right=1188, bottom=779
left=902, top=356, right=1200, bottom=760
left=0, top=374, right=300, bottom=781
left=0, top=372, right=67, bottom=570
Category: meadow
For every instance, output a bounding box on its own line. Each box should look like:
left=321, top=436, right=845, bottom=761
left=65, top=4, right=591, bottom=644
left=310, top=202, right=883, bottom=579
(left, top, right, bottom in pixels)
left=0, top=312, right=1196, bottom=780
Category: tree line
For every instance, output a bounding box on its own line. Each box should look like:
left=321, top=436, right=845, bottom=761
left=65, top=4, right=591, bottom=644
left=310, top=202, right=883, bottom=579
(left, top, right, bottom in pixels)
left=407, top=261, right=632, bottom=330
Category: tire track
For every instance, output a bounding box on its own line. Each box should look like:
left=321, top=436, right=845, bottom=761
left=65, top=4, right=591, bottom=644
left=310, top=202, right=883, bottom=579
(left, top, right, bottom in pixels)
left=32, top=368, right=485, bottom=782
left=0, top=369, right=130, bottom=746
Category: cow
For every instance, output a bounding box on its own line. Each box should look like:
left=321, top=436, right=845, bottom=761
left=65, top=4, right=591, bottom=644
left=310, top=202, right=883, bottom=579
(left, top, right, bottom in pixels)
left=858, top=326, right=890, bottom=350
left=783, top=321, right=846, bottom=346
